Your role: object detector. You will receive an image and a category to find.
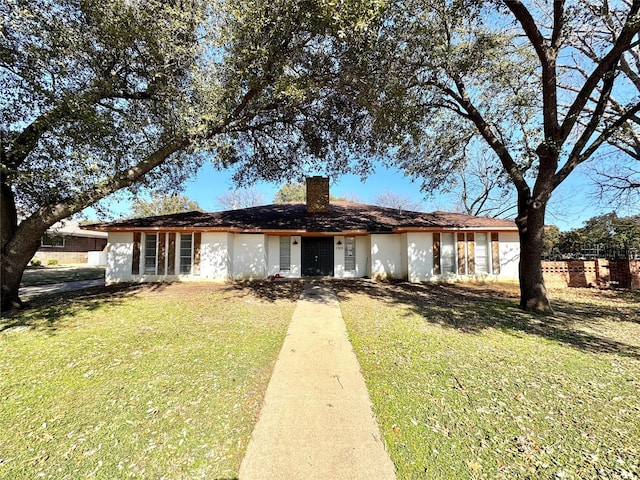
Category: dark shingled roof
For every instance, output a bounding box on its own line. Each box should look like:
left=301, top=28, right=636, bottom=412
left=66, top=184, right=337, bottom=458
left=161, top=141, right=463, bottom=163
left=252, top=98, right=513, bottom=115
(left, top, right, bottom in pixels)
left=85, top=202, right=517, bottom=233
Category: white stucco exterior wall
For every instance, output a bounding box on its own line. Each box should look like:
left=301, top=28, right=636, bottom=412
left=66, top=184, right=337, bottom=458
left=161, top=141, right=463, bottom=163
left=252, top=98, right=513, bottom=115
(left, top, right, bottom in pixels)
left=334, top=236, right=345, bottom=277
left=407, top=232, right=434, bottom=282
left=290, top=236, right=301, bottom=277
left=232, top=234, right=266, bottom=280
left=105, top=229, right=519, bottom=284
left=199, top=232, right=230, bottom=281
left=265, top=235, right=302, bottom=278
left=266, top=236, right=280, bottom=276
left=356, top=236, right=370, bottom=278
left=106, top=232, right=133, bottom=283
left=498, top=232, right=520, bottom=281
left=370, top=234, right=403, bottom=280
left=400, top=233, right=409, bottom=280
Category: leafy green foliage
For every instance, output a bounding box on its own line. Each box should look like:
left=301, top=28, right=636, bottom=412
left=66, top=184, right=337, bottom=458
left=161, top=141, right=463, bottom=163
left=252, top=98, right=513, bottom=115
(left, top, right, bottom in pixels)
left=2, top=0, right=391, bottom=309
left=2, top=0, right=204, bottom=212
left=557, top=213, right=640, bottom=254
left=193, top=0, right=391, bottom=185
left=272, top=181, right=347, bottom=203
left=130, top=194, right=201, bottom=218
left=274, top=182, right=308, bottom=202
left=342, top=0, right=640, bottom=310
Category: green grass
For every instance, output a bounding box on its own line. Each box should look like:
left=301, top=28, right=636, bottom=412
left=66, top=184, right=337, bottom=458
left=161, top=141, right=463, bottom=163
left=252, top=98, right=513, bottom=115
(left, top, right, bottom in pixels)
left=336, top=282, right=640, bottom=480
left=0, top=282, right=302, bottom=479
left=21, top=265, right=106, bottom=287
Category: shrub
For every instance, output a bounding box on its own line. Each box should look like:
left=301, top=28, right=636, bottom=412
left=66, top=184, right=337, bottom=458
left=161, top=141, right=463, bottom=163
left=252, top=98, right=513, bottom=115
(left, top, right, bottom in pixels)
left=47, top=259, right=59, bottom=266
left=30, top=258, right=42, bottom=267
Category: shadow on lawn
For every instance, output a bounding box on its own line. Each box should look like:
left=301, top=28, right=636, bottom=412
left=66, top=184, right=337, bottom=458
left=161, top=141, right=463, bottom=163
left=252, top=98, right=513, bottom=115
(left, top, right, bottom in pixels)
left=220, top=279, right=304, bottom=302
left=335, top=281, right=640, bottom=360
left=1, top=281, right=304, bottom=334
left=1, top=283, right=168, bottom=333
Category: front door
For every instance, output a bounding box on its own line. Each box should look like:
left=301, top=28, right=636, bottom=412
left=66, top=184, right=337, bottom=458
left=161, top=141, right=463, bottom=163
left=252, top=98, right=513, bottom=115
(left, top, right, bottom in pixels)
left=302, top=237, right=334, bottom=276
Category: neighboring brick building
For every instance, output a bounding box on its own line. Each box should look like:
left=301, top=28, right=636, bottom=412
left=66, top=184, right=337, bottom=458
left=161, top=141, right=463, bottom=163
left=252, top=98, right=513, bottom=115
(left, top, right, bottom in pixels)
left=33, top=220, right=108, bottom=264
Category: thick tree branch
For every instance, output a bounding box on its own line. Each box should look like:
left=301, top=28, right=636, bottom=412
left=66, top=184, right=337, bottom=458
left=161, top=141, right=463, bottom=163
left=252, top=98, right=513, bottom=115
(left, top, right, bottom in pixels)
left=26, top=138, right=190, bottom=230
left=559, top=0, right=640, bottom=142
left=449, top=74, right=529, bottom=195
left=505, top=0, right=561, bottom=138
left=4, top=104, right=70, bottom=170
left=555, top=102, right=640, bottom=187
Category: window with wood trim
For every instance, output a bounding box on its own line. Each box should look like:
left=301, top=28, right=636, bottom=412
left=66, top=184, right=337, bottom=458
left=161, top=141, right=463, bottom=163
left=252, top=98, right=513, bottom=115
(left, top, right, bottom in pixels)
left=144, top=233, right=157, bottom=275
left=345, top=237, right=356, bottom=271
left=475, top=233, right=490, bottom=274
left=280, top=236, right=291, bottom=271
left=441, top=233, right=456, bottom=274
left=457, top=233, right=466, bottom=274
left=179, top=233, right=193, bottom=274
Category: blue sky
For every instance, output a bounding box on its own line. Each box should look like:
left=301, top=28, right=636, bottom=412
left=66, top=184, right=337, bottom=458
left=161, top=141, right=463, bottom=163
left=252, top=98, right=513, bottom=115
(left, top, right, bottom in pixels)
left=95, top=160, right=625, bottom=232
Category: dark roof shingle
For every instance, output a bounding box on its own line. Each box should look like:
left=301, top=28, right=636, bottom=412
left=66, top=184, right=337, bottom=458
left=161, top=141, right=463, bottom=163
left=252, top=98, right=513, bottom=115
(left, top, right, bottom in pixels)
left=85, top=202, right=517, bottom=233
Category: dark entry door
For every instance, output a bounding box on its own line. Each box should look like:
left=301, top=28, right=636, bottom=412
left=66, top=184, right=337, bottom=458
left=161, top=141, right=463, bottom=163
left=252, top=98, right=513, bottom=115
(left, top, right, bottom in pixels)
left=302, top=237, right=334, bottom=276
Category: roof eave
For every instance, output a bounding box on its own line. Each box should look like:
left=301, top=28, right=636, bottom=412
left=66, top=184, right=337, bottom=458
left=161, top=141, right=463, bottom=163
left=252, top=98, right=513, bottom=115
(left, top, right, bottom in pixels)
left=393, top=226, right=518, bottom=233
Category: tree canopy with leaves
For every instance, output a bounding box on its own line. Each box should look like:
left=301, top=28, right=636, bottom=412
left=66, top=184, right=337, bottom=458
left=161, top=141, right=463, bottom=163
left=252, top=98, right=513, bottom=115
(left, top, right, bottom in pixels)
left=348, top=0, right=640, bottom=311
left=274, top=182, right=308, bottom=202
left=556, top=212, right=640, bottom=255
left=130, top=194, right=202, bottom=218
left=0, top=0, right=385, bottom=310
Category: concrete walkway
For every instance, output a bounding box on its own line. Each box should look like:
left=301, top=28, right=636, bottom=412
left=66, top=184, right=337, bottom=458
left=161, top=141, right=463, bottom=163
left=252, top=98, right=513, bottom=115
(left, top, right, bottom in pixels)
left=19, top=279, right=105, bottom=298
left=239, top=282, right=397, bottom=480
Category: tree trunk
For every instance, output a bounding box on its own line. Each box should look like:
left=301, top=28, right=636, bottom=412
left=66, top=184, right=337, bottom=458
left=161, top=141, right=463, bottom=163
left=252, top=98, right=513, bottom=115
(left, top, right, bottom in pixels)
left=1, top=177, right=49, bottom=311
left=516, top=197, right=553, bottom=313
left=1, top=224, right=45, bottom=311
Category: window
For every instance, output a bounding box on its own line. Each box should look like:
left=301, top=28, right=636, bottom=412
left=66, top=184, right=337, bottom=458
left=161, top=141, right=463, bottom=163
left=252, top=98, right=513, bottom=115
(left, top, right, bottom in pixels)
left=345, top=237, right=356, bottom=271
left=475, top=233, right=490, bottom=273
left=41, top=234, right=64, bottom=248
left=180, top=233, right=193, bottom=274
left=441, top=233, right=455, bottom=274
left=144, top=233, right=157, bottom=274
left=280, top=237, right=291, bottom=271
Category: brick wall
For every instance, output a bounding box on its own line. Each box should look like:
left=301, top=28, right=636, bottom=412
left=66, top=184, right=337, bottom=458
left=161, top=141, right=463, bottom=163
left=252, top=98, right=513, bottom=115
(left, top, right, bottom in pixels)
left=542, top=259, right=639, bottom=290
left=629, top=260, right=640, bottom=290
left=38, top=235, right=107, bottom=253
left=542, top=261, right=598, bottom=288
left=306, top=176, right=330, bottom=214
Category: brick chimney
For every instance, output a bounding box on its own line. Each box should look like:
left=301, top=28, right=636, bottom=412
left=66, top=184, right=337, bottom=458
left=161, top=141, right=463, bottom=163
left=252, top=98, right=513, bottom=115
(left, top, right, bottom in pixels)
left=306, top=176, right=330, bottom=214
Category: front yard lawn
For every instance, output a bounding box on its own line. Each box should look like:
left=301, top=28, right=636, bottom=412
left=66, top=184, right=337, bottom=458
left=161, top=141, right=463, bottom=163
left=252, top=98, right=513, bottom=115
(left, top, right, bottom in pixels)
left=337, top=282, right=640, bottom=480
left=0, top=282, right=302, bottom=479
left=3, top=279, right=638, bottom=479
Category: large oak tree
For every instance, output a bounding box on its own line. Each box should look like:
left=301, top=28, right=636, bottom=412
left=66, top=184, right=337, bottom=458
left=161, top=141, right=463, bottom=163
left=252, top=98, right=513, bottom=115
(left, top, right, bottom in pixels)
left=348, top=0, right=640, bottom=312
left=1, top=0, right=384, bottom=310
